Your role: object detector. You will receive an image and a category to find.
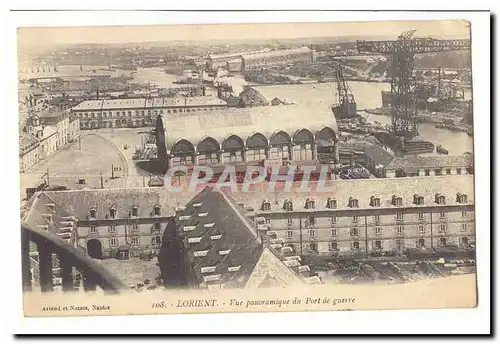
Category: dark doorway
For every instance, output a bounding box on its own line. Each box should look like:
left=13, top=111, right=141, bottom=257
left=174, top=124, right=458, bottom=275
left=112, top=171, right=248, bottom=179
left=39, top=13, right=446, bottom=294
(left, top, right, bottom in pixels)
left=86, top=239, right=103, bottom=259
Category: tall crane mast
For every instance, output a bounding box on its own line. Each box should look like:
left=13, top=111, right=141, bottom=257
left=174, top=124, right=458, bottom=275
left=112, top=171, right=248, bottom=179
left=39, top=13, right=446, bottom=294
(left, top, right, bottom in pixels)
left=357, top=30, right=470, bottom=138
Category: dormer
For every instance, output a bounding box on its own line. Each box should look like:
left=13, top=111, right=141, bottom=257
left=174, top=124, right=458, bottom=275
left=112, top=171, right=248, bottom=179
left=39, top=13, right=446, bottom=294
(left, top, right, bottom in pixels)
left=348, top=197, right=359, bottom=208
left=131, top=206, right=139, bottom=217
left=413, top=194, right=425, bottom=205
left=435, top=194, right=446, bottom=205
left=370, top=196, right=380, bottom=207
left=305, top=198, right=315, bottom=210
left=283, top=200, right=294, bottom=212
left=109, top=206, right=117, bottom=219
left=153, top=205, right=161, bottom=216
left=89, top=207, right=97, bottom=220
left=261, top=199, right=271, bottom=211
left=391, top=195, right=403, bottom=207
left=456, top=193, right=468, bottom=204
left=326, top=197, right=337, bottom=209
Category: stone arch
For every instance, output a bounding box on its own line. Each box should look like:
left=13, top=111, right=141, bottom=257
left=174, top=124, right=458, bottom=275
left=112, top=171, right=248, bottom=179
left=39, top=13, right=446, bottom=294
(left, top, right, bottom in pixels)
left=293, top=128, right=315, bottom=145
left=222, top=134, right=245, bottom=151
left=197, top=136, right=221, bottom=165
left=269, top=130, right=292, bottom=160
left=270, top=130, right=292, bottom=147
left=246, top=132, right=269, bottom=149
left=197, top=136, right=221, bottom=154
left=171, top=139, right=195, bottom=155
left=316, top=127, right=337, bottom=145
left=222, top=134, right=245, bottom=163
left=292, top=128, right=315, bottom=161
left=246, top=133, right=268, bottom=162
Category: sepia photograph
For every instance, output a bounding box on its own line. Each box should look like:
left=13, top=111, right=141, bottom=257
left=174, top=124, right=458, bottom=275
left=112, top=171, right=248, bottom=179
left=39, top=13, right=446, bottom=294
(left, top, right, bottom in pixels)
left=14, top=14, right=487, bottom=323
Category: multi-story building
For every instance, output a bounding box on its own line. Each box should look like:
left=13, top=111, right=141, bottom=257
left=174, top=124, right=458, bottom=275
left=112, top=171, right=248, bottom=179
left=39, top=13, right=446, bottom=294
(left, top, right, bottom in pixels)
left=241, top=46, right=316, bottom=71
left=19, top=134, right=40, bottom=173
left=206, top=47, right=316, bottom=72
left=385, top=155, right=474, bottom=178
left=71, top=95, right=228, bottom=130
left=68, top=113, right=80, bottom=143
left=154, top=105, right=339, bottom=169
left=22, top=188, right=175, bottom=259
left=37, top=108, right=70, bottom=149
left=228, top=175, right=475, bottom=257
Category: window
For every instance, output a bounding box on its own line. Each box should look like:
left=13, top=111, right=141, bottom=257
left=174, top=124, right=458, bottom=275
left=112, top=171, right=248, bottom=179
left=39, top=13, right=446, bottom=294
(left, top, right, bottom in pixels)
left=446, top=168, right=451, bottom=175
left=283, top=201, right=293, bottom=211
left=154, top=206, right=161, bottom=216
left=439, top=237, right=447, bottom=247
left=348, top=198, right=359, bottom=208
left=370, top=196, right=380, bottom=207
left=132, top=224, right=139, bottom=231
left=396, top=213, right=403, bottom=222
left=457, top=193, right=468, bottom=203
left=374, top=214, right=380, bottom=222
left=392, top=196, right=403, bottom=207
left=397, top=226, right=404, bottom=234
left=417, top=238, right=425, bottom=248
left=141, top=111, right=145, bottom=116
left=90, top=226, right=97, bottom=233
left=154, top=223, right=161, bottom=231
left=305, top=199, right=315, bottom=210
left=108, top=225, right=116, bottom=233
left=425, top=169, right=430, bottom=176
left=309, top=243, right=318, bottom=252
left=131, top=236, right=139, bottom=245
left=89, top=209, right=96, bottom=219
left=309, top=229, right=315, bottom=237
left=261, top=201, right=271, bottom=211
left=352, top=241, right=360, bottom=250
left=109, top=208, right=117, bottom=219
left=418, top=212, right=424, bottom=220
left=329, top=241, right=338, bottom=251
left=414, top=195, right=424, bottom=205
left=109, top=238, right=118, bottom=247
left=352, top=216, right=359, bottom=223
left=306, top=215, right=315, bottom=226
left=457, top=168, right=462, bottom=175
left=132, top=207, right=138, bottom=217
left=439, top=211, right=446, bottom=219
left=434, top=169, right=442, bottom=176
left=436, top=194, right=446, bottom=205
left=374, top=240, right=382, bottom=249
left=350, top=228, right=359, bottom=236
left=330, top=228, right=337, bottom=237
left=327, top=198, right=337, bottom=209
left=461, top=223, right=468, bottom=232
left=287, top=218, right=293, bottom=226
left=151, top=236, right=162, bottom=246
left=439, top=224, right=447, bottom=232
left=375, top=227, right=382, bottom=235
left=331, top=216, right=337, bottom=224
left=418, top=224, right=425, bottom=233
left=286, top=231, right=293, bottom=239
left=265, top=218, right=271, bottom=224
left=461, top=237, right=469, bottom=245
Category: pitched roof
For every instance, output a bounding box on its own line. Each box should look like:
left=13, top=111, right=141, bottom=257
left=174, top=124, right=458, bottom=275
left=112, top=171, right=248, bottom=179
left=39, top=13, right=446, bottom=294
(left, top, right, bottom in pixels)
left=72, top=96, right=226, bottom=111
left=386, top=155, right=474, bottom=170
left=225, top=175, right=474, bottom=212
left=176, top=187, right=315, bottom=289
left=31, top=188, right=175, bottom=221
left=158, top=104, right=338, bottom=149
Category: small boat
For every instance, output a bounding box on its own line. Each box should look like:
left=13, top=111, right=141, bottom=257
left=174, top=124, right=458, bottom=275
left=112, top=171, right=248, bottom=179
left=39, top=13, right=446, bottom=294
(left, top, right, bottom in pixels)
left=436, top=145, right=449, bottom=155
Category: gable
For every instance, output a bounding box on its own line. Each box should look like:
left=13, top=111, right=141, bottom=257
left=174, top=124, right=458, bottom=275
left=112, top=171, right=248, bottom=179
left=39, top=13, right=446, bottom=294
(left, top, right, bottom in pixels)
left=245, top=248, right=302, bottom=289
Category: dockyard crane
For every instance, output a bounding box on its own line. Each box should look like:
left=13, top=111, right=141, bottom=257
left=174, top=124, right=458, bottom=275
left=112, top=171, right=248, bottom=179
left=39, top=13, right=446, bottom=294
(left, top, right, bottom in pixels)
left=357, top=30, right=470, bottom=138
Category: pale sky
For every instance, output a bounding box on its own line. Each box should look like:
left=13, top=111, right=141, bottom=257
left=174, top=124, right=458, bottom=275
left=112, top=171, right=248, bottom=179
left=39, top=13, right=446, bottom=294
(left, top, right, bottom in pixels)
left=18, top=20, right=470, bottom=47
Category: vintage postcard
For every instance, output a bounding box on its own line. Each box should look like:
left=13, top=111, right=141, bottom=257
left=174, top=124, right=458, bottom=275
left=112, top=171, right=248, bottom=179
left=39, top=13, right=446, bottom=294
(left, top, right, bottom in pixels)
left=18, top=18, right=477, bottom=318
